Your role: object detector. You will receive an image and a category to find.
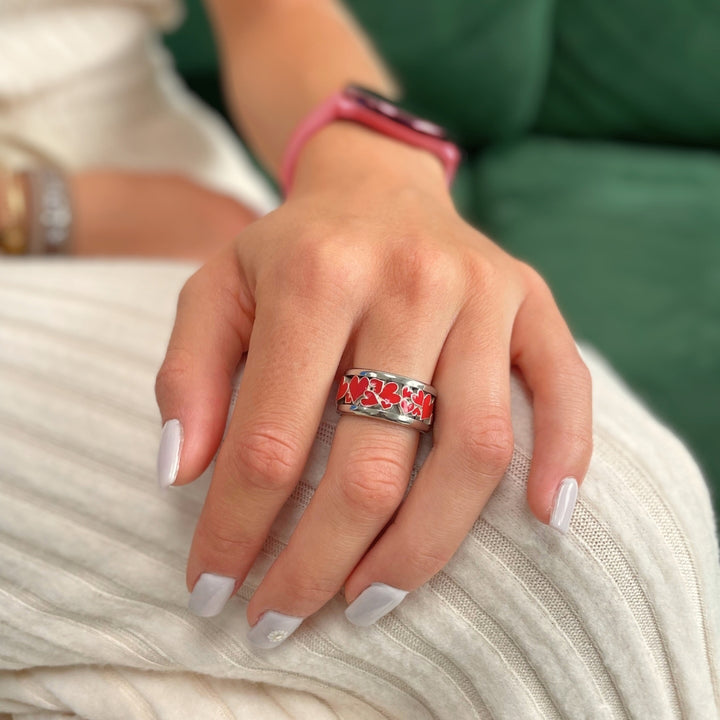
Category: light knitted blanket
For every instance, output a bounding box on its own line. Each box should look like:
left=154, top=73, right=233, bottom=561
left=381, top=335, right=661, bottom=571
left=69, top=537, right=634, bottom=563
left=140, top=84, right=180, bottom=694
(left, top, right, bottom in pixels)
left=0, top=258, right=718, bottom=719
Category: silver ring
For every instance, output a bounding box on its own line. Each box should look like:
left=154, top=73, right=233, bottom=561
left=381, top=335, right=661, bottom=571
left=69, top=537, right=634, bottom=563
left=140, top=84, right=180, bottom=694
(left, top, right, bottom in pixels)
left=336, top=368, right=436, bottom=432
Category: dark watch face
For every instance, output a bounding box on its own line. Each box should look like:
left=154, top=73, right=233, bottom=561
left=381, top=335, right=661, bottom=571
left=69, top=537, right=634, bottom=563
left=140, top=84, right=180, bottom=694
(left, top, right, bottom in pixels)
left=346, top=84, right=448, bottom=139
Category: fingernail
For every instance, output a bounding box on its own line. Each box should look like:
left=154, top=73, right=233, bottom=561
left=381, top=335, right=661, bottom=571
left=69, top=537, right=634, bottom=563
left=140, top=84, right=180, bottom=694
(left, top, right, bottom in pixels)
left=157, top=419, right=183, bottom=489
left=345, top=582, right=409, bottom=627
left=247, top=611, right=304, bottom=649
left=549, top=476, right=578, bottom=534
left=188, top=573, right=236, bottom=617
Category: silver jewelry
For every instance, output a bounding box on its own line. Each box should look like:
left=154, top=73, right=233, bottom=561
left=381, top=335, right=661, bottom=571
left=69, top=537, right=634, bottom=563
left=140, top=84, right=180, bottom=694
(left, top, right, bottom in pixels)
left=27, top=167, right=72, bottom=254
left=336, top=368, right=437, bottom=432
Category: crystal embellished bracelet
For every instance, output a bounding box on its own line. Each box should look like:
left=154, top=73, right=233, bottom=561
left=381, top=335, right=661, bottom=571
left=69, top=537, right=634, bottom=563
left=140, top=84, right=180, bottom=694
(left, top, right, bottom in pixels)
left=27, top=167, right=73, bottom=254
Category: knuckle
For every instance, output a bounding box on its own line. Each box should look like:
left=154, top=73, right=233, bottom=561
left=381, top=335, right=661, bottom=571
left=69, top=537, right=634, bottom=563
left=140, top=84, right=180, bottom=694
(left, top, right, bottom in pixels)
left=283, top=571, right=339, bottom=606
left=517, top=261, right=552, bottom=297
left=406, top=543, right=454, bottom=579
left=465, top=254, right=502, bottom=297
left=388, top=238, right=460, bottom=303
left=552, top=355, right=593, bottom=399
left=227, top=425, right=302, bottom=490
left=341, top=450, right=408, bottom=517
left=196, top=520, right=256, bottom=557
left=177, top=271, right=202, bottom=310
left=559, top=427, right=594, bottom=459
left=462, top=414, right=515, bottom=477
left=154, top=346, right=192, bottom=402
left=570, top=355, right=593, bottom=392
left=280, top=234, right=369, bottom=303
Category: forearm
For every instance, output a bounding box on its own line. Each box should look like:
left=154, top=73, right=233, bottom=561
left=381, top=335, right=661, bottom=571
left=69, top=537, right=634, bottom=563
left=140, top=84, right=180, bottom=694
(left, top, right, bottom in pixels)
left=3, top=170, right=256, bottom=259
left=205, top=0, right=398, bottom=176
left=71, top=172, right=256, bottom=258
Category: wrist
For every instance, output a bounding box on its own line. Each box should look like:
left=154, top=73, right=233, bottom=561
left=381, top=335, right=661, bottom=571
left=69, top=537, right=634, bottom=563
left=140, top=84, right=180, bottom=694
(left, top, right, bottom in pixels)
left=291, top=122, right=452, bottom=204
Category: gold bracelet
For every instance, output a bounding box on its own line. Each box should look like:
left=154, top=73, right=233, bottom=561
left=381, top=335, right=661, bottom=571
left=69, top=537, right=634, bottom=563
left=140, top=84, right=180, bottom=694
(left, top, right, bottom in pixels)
left=0, top=171, right=28, bottom=254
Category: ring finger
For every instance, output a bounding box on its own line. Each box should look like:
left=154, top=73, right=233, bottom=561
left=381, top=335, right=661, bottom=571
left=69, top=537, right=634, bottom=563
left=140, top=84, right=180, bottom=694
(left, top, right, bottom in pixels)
left=342, top=301, right=516, bottom=623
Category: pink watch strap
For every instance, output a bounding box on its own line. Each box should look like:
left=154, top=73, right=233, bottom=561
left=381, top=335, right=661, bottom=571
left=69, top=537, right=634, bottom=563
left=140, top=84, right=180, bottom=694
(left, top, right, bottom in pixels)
left=279, top=90, right=460, bottom=195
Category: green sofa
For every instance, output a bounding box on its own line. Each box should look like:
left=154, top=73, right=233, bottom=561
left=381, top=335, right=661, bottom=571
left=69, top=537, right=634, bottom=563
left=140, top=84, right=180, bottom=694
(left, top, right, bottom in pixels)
left=164, top=0, right=720, bottom=520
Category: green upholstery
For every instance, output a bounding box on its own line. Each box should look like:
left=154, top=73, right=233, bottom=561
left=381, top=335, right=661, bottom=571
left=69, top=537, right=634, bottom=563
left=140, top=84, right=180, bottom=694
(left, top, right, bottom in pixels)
left=163, top=1, right=720, bottom=517
left=163, top=0, right=224, bottom=112
left=473, top=137, right=720, bottom=488
left=536, top=0, right=720, bottom=145
left=165, top=0, right=556, bottom=148
left=345, top=0, right=554, bottom=147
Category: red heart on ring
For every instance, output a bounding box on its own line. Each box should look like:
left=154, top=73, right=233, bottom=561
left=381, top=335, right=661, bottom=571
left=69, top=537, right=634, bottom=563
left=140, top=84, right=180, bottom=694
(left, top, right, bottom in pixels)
left=360, top=380, right=402, bottom=409
left=361, top=378, right=387, bottom=406
left=377, top=381, right=401, bottom=409
left=347, top=375, right=369, bottom=403
left=360, top=391, right=381, bottom=407
left=421, top=392, right=434, bottom=420
left=336, top=379, right=350, bottom=402
left=368, top=378, right=384, bottom=393
left=399, top=397, right=414, bottom=414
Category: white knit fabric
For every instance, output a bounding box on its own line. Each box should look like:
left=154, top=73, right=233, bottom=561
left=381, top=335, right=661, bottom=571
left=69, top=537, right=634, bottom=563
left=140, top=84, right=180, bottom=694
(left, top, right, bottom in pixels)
left=0, top=259, right=719, bottom=720
left=1, top=2, right=720, bottom=718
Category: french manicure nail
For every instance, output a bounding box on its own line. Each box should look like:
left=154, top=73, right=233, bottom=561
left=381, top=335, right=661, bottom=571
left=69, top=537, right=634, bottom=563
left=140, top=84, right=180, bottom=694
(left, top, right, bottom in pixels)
left=345, top=582, right=409, bottom=627
left=247, top=611, right=304, bottom=649
left=157, top=419, right=183, bottom=489
left=549, top=476, right=578, bottom=534
left=188, top=573, right=236, bottom=617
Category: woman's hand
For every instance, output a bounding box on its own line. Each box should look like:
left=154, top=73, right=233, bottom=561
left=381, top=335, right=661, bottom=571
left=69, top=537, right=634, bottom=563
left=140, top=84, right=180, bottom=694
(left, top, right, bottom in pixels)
left=154, top=123, right=592, bottom=645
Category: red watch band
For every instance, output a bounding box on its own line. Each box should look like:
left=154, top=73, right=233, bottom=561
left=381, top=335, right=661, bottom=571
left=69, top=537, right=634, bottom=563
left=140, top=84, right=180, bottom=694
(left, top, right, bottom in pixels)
left=279, top=87, right=461, bottom=196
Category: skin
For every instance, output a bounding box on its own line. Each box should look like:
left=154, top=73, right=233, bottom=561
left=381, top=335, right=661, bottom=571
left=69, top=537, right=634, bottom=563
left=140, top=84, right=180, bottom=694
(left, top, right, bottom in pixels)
left=0, top=171, right=256, bottom=260
left=70, top=172, right=257, bottom=259
left=153, top=0, right=593, bottom=630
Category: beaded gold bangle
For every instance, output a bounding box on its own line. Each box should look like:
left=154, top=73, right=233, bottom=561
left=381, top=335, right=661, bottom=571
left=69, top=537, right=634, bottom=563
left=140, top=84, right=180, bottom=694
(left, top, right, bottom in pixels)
left=0, top=171, right=28, bottom=254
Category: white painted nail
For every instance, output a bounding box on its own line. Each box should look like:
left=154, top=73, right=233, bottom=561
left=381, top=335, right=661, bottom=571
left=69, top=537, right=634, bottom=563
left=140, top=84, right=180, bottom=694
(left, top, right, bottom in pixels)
left=188, top=573, right=236, bottom=617
left=157, top=419, right=183, bottom=489
left=345, top=582, right=409, bottom=627
left=550, top=476, right=578, bottom=534
left=247, top=611, right=304, bottom=649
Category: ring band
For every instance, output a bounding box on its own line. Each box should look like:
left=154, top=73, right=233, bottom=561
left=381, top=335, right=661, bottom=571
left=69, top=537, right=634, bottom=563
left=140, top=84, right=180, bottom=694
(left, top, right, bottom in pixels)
left=336, top=369, right=437, bottom=432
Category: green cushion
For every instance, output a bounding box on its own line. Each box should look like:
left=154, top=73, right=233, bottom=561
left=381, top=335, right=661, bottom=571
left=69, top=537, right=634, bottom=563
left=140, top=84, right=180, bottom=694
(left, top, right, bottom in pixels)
left=536, top=0, right=720, bottom=146
left=472, top=137, right=720, bottom=510
left=163, top=0, right=218, bottom=77
left=345, top=0, right=554, bottom=148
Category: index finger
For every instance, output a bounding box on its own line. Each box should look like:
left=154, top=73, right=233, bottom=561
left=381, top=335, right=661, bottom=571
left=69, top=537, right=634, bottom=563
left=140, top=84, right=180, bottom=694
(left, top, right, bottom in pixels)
left=185, top=286, right=352, bottom=615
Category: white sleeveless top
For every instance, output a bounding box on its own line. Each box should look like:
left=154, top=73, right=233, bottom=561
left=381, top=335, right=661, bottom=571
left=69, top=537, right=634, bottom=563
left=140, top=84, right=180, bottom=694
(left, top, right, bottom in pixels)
left=0, top=0, right=278, bottom=213
left=0, top=0, right=182, bottom=98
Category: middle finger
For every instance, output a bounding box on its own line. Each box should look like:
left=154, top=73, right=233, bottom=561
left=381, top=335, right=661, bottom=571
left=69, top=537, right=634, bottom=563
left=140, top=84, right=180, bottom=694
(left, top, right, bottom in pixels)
left=245, top=303, right=454, bottom=648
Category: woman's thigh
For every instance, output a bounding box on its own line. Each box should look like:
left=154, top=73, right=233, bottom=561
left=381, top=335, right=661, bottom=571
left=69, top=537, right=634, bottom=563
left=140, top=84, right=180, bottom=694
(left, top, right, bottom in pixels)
left=0, top=259, right=718, bottom=720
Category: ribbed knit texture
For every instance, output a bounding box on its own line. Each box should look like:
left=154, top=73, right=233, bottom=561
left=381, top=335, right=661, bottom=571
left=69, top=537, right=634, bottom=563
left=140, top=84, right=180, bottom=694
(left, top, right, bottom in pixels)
left=1, top=3, right=720, bottom=718
left=0, top=259, right=718, bottom=719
